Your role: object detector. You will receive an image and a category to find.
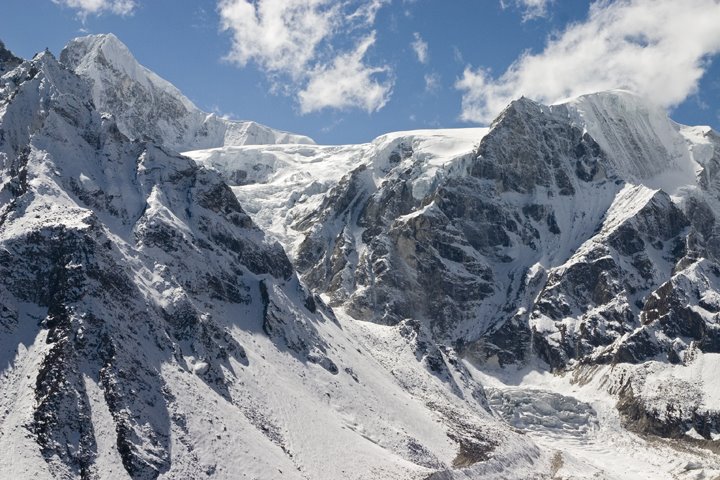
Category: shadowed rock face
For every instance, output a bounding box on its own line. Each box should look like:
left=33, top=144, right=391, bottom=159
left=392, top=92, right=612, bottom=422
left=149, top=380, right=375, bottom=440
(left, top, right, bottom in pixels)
left=4, top=33, right=720, bottom=476
left=292, top=99, right=611, bottom=343
left=275, top=95, right=720, bottom=450
left=530, top=189, right=691, bottom=370
left=291, top=99, right=597, bottom=343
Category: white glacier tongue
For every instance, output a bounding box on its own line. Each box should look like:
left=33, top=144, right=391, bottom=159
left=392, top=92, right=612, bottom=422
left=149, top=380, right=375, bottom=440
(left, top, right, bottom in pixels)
left=559, top=90, right=700, bottom=194
left=59, top=34, right=315, bottom=151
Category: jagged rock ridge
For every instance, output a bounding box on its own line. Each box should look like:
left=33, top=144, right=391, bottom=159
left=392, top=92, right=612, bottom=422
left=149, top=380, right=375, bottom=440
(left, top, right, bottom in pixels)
left=0, top=47, right=337, bottom=479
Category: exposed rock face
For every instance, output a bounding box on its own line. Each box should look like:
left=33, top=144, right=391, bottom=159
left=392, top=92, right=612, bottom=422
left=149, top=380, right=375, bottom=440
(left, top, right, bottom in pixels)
left=289, top=97, right=615, bottom=353
left=616, top=375, right=720, bottom=445
left=531, top=186, right=691, bottom=369
left=283, top=92, right=720, bottom=375
left=1, top=38, right=537, bottom=480
left=4, top=32, right=720, bottom=478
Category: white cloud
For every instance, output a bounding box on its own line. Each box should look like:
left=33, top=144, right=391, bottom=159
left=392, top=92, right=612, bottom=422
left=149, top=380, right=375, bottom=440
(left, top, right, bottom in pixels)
left=210, top=104, right=239, bottom=121
left=219, top=0, right=392, bottom=113
left=411, top=32, right=428, bottom=64
left=452, top=45, right=464, bottom=64
left=424, top=72, right=440, bottom=93
left=299, top=34, right=392, bottom=113
left=500, top=0, right=553, bottom=21
left=458, top=0, right=720, bottom=124
left=218, top=0, right=337, bottom=79
left=52, top=0, right=136, bottom=17
left=347, top=0, right=387, bottom=25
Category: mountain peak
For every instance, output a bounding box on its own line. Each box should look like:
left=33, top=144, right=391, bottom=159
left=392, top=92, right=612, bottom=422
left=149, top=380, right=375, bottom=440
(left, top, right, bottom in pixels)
left=489, top=95, right=549, bottom=130
left=58, top=33, right=314, bottom=150
left=3, top=29, right=720, bottom=478
left=61, top=32, right=195, bottom=109
left=62, top=33, right=129, bottom=60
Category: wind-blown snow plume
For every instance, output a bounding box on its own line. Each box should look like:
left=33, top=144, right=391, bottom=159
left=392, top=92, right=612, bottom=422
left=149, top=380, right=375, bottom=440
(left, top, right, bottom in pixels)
left=219, top=0, right=393, bottom=114
left=459, top=0, right=720, bottom=123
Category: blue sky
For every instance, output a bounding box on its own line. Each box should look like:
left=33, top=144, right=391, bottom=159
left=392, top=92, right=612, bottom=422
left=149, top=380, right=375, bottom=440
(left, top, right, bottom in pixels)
left=1, top=0, right=719, bottom=144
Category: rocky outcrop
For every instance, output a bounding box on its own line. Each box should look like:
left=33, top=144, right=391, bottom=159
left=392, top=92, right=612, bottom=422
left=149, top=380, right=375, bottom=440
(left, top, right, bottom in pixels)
left=275, top=91, right=720, bottom=443
left=4, top=32, right=720, bottom=478
left=292, top=97, right=613, bottom=351
left=285, top=92, right=720, bottom=379
left=531, top=187, right=690, bottom=369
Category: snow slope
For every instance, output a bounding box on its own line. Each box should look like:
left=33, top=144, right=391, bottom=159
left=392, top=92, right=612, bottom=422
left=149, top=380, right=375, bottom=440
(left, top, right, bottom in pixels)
left=562, top=90, right=701, bottom=194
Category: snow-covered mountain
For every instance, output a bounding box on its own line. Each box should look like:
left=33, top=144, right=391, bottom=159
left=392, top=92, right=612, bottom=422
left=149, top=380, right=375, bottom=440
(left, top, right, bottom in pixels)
left=59, top=34, right=314, bottom=151
left=3, top=34, right=720, bottom=480
left=189, top=91, right=719, bottom=368
left=187, top=91, right=720, bottom=475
